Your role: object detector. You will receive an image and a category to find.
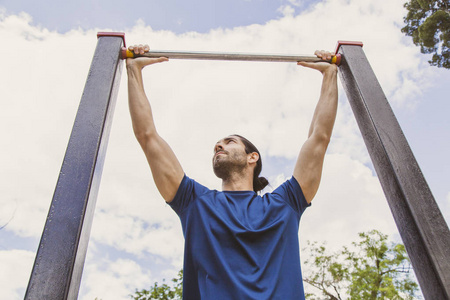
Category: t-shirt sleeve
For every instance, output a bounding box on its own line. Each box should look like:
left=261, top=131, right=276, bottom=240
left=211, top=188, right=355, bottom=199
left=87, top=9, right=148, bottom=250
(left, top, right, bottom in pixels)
left=271, top=176, right=311, bottom=216
left=168, top=174, right=210, bottom=216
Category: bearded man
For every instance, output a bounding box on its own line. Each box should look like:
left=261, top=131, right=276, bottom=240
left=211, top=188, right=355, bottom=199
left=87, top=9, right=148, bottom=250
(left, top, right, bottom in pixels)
left=126, top=44, right=338, bottom=300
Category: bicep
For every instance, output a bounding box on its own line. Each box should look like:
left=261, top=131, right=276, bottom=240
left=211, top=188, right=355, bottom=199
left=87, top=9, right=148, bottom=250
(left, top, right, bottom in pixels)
left=293, top=134, right=329, bottom=203
left=140, top=134, right=184, bottom=203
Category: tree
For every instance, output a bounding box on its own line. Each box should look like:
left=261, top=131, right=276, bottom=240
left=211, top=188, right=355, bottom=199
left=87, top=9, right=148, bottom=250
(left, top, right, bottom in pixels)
left=131, top=270, right=183, bottom=300
left=401, top=0, right=450, bottom=68
left=302, top=240, right=350, bottom=300
left=302, top=230, right=419, bottom=299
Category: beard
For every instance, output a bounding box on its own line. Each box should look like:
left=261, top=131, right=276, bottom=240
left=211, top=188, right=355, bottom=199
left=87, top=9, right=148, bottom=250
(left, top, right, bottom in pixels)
left=212, top=150, right=247, bottom=180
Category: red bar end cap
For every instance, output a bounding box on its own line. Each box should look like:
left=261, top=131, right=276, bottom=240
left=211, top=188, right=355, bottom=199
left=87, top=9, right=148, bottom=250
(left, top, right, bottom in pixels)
left=97, top=32, right=126, bottom=48
left=335, top=41, right=363, bottom=54
left=334, top=53, right=342, bottom=66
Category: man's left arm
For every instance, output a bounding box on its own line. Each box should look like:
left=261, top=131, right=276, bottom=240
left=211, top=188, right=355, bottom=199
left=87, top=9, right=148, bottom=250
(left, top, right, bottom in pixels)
left=293, top=51, right=338, bottom=204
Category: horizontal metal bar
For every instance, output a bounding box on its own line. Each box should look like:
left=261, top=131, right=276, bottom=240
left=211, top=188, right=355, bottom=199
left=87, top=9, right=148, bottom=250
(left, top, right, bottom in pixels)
left=121, top=48, right=340, bottom=64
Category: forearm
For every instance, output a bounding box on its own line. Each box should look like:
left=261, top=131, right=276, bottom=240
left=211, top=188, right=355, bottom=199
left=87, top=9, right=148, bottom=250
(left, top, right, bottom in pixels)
left=127, top=64, right=158, bottom=141
left=308, top=66, right=338, bottom=140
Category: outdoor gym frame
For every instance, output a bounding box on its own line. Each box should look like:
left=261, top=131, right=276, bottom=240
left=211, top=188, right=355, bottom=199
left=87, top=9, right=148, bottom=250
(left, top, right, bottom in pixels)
left=25, top=32, right=450, bottom=299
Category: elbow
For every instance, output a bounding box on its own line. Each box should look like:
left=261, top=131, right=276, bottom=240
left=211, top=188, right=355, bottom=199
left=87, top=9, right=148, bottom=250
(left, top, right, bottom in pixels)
left=311, top=131, right=332, bottom=146
left=134, top=129, right=159, bottom=145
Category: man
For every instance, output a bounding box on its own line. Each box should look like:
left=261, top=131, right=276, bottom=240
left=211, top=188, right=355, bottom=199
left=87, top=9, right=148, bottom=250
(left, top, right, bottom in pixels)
left=126, top=44, right=338, bottom=299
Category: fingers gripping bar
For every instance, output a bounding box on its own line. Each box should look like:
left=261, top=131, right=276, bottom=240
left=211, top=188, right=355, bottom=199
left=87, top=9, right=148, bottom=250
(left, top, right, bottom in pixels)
left=120, top=47, right=341, bottom=65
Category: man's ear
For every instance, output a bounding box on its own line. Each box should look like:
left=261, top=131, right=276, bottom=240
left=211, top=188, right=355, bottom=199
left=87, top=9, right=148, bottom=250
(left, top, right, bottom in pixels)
left=248, top=152, right=259, bottom=165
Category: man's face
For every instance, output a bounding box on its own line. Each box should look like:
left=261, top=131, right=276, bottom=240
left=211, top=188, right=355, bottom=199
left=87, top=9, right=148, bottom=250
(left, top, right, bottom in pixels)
left=212, top=135, right=248, bottom=179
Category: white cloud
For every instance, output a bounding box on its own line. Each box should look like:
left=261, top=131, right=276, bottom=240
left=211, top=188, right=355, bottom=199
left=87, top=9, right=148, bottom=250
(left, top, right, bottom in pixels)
left=79, top=255, right=154, bottom=300
left=300, top=153, right=396, bottom=251
left=0, top=12, right=97, bottom=238
left=278, top=5, right=296, bottom=17
left=90, top=208, right=184, bottom=264
left=0, top=250, right=35, bottom=299
left=0, top=0, right=442, bottom=297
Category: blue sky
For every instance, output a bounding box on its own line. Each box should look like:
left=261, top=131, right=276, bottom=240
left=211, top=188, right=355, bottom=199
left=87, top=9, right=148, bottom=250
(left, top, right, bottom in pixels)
left=2, top=0, right=319, bottom=33
left=1, top=0, right=449, bottom=299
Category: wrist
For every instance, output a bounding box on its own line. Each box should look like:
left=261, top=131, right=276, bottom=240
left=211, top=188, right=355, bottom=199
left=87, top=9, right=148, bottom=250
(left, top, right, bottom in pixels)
left=126, top=60, right=143, bottom=73
left=323, top=64, right=338, bottom=76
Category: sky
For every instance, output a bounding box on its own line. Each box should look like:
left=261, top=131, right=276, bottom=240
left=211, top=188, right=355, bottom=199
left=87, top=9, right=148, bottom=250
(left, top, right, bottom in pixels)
left=0, top=0, right=449, bottom=299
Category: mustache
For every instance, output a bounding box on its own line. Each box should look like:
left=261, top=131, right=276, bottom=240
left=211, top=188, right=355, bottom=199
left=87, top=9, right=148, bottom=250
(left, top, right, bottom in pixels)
left=214, top=150, right=228, bottom=158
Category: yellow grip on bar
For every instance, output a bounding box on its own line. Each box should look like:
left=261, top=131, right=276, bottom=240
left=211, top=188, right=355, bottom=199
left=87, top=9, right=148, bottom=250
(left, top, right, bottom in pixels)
left=121, top=47, right=135, bottom=59
left=126, top=50, right=134, bottom=58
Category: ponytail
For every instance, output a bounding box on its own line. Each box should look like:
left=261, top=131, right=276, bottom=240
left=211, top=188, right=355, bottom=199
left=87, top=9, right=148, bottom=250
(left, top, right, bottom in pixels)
left=232, top=134, right=269, bottom=193
left=253, top=176, right=269, bottom=193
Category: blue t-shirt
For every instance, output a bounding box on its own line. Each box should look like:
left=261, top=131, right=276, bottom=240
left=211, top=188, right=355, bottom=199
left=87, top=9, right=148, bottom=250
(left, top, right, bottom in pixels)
left=169, top=175, right=310, bottom=300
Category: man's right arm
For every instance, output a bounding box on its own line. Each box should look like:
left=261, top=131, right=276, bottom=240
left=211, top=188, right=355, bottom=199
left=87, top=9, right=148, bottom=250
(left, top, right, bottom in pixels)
left=127, top=45, right=184, bottom=203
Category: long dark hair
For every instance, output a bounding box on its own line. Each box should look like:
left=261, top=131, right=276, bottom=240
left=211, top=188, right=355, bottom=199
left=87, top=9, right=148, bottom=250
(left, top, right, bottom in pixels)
left=233, top=135, right=269, bottom=193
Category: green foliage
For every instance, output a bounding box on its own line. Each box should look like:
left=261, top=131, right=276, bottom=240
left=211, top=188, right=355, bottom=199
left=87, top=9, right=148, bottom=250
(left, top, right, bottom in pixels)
left=302, top=241, right=350, bottom=300
left=303, top=230, right=419, bottom=300
left=402, top=0, right=450, bottom=68
left=130, top=270, right=183, bottom=300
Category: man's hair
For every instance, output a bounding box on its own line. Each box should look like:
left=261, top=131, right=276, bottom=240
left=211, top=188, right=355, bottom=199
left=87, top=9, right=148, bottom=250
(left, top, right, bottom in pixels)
left=232, top=134, right=269, bottom=193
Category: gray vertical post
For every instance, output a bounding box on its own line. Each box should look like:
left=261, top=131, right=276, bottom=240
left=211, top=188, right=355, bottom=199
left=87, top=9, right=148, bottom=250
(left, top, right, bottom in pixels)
left=25, top=32, right=125, bottom=300
left=336, top=41, right=450, bottom=299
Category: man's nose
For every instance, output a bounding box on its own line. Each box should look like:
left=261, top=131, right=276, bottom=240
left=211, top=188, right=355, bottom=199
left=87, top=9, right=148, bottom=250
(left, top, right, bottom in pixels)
left=215, top=143, right=224, bottom=152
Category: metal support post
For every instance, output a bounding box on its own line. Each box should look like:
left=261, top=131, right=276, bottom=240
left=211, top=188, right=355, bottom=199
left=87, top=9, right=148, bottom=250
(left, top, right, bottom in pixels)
left=25, top=33, right=124, bottom=299
left=336, top=41, right=450, bottom=299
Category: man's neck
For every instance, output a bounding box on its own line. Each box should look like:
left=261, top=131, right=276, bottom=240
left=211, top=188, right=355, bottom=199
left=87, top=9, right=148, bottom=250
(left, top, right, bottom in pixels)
left=221, top=171, right=254, bottom=192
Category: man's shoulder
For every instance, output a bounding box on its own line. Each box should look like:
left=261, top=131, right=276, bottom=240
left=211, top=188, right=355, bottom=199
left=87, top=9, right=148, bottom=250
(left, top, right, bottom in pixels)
left=268, top=176, right=301, bottom=195
left=171, top=175, right=213, bottom=203
left=264, top=176, right=310, bottom=215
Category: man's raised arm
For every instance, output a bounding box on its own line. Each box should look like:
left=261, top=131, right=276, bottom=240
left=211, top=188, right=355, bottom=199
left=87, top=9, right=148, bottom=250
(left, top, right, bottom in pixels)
left=127, top=44, right=184, bottom=203
left=293, top=50, right=338, bottom=204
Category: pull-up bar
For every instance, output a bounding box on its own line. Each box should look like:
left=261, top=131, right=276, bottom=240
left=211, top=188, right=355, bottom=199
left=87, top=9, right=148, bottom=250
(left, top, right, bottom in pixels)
left=121, top=48, right=341, bottom=65
left=102, top=31, right=343, bottom=64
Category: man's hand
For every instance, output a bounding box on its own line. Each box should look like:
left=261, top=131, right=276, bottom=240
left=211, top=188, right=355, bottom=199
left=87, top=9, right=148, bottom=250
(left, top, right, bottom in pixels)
left=126, top=44, right=168, bottom=70
left=297, top=50, right=338, bottom=74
